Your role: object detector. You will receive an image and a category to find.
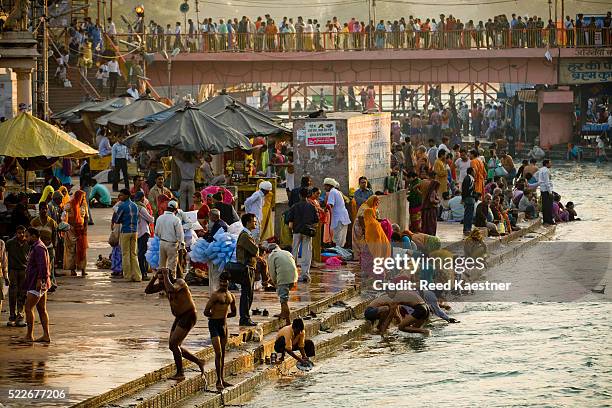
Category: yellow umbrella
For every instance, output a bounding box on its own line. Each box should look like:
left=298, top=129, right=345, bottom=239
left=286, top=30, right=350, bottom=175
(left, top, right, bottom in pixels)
left=0, top=112, right=98, bottom=159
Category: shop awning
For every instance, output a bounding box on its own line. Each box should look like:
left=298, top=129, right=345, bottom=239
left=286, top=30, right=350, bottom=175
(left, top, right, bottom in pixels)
left=197, top=93, right=281, bottom=123
left=50, top=100, right=100, bottom=123
left=80, top=95, right=134, bottom=113
left=0, top=112, right=98, bottom=159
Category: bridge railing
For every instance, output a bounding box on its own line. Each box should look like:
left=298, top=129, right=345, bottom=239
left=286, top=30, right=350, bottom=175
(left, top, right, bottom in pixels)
left=74, top=28, right=612, bottom=55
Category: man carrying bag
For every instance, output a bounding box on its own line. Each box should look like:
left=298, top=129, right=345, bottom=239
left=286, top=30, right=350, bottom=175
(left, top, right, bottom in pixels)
left=225, top=213, right=259, bottom=326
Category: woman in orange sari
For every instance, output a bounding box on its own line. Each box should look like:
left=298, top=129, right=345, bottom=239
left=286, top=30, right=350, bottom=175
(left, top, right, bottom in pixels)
left=361, top=207, right=390, bottom=280
left=63, top=190, right=88, bottom=276
left=470, top=150, right=486, bottom=195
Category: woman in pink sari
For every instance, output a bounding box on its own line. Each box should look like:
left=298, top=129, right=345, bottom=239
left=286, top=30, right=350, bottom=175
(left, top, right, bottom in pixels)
left=366, top=85, right=377, bottom=111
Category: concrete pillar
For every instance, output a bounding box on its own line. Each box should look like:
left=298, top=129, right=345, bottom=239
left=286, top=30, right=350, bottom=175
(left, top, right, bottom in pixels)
left=14, top=68, right=32, bottom=108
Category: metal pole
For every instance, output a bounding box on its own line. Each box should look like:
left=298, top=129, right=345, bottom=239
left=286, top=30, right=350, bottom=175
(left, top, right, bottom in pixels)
left=548, top=0, right=552, bottom=22
left=195, top=0, right=200, bottom=48
left=168, top=60, right=172, bottom=99
left=554, top=0, right=558, bottom=25
left=372, top=0, right=376, bottom=26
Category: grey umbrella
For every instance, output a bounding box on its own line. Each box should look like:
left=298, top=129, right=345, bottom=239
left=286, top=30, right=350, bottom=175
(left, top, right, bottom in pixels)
left=211, top=102, right=291, bottom=137
left=96, top=97, right=169, bottom=127
left=80, top=95, right=134, bottom=113
left=127, top=104, right=252, bottom=154
left=197, top=93, right=281, bottom=123
left=50, top=100, right=100, bottom=123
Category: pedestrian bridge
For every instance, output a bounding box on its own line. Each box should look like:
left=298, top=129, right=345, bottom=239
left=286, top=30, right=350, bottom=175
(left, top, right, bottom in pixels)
left=146, top=46, right=612, bottom=87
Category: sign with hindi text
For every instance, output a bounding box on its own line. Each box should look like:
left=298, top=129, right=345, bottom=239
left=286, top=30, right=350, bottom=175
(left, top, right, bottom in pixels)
left=560, top=59, right=612, bottom=84
left=305, top=121, right=337, bottom=147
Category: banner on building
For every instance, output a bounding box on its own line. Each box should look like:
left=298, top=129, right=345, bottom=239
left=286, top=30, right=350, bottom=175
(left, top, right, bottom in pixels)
left=560, top=59, right=612, bottom=84
left=305, top=121, right=337, bottom=147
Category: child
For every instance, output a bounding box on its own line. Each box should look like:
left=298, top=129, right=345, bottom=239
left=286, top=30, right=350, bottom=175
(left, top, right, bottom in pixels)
left=439, top=191, right=451, bottom=221
left=95, top=68, right=105, bottom=89
left=274, top=318, right=315, bottom=365
left=566, top=202, right=580, bottom=221
left=204, top=272, right=237, bottom=391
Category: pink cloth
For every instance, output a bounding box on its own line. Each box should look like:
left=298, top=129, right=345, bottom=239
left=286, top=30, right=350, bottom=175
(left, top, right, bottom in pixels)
left=325, top=256, right=343, bottom=267
left=380, top=219, right=393, bottom=241
left=200, top=186, right=234, bottom=205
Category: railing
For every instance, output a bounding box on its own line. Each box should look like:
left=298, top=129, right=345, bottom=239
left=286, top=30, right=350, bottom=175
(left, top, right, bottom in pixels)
left=47, top=31, right=102, bottom=101
left=103, top=28, right=612, bottom=54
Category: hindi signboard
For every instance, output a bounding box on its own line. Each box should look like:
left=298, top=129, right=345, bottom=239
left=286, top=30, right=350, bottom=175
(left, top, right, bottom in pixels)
left=305, top=121, right=337, bottom=147
left=560, top=59, right=612, bottom=84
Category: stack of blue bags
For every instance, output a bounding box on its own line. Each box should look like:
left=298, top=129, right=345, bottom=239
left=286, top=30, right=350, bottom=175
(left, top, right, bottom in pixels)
left=145, top=236, right=161, bottom=269
left=190, top=229, right=238, bottom=271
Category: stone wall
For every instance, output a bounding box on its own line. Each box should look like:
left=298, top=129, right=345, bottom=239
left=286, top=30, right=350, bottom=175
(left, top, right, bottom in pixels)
left=274, top=189, right=409, bottom=237
left=293, top=112, right=391, bottom=193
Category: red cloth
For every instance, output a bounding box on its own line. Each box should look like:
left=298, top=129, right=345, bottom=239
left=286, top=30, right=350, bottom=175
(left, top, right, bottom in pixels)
left=197, top=203, right=210, bottom=219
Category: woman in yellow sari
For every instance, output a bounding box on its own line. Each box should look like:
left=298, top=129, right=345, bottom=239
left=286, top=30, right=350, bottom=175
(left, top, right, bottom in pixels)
left=58, top=186, right=71, bottom=208
left=63, top=190, right=88, bottom=276
left=39, top=186, right=55, bottom=204
left=352, top=195, right=381, bottom=262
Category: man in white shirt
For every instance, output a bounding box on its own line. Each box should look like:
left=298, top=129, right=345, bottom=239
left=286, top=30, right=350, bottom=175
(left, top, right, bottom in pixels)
left=107, top=59, right=120, bottom=97
left=454, top=148, right=472, bottom=185
left=127, top=84, right=139, bottom=99
left=154, top=201, right=185, bottom=275
left=438, top=136, right=451, bottom=155
left=530, top=159, right=554, bottom=225
left=323, top=178, right=351, bottom=247
left=244, top=181, right=273, bottom=241
left=106, top=18, right=117, bottom=38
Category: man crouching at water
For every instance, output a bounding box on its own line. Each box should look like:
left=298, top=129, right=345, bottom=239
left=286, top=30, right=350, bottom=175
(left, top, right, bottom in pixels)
left=274, top=318, right=315, bottom=364
left=203, top=272, right=236, bottom=391
left=364, top=291, right=431, bottom=336
left=145, top=268, right=205, bottom=380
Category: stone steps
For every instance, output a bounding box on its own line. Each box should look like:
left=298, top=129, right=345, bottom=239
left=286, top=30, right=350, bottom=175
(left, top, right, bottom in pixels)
left=73, top=286, right=359, bottom=408
left=106, top=295, right=370, bottom=408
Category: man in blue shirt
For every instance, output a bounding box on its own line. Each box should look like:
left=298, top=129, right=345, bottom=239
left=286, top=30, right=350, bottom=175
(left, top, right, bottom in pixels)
left=111, top=140, right=130, bottom=192
left=112, top=189, right=141, bottom=282
left=353, top=176, right=373, bottom=209
left=88, top=180, right=112, bottom=207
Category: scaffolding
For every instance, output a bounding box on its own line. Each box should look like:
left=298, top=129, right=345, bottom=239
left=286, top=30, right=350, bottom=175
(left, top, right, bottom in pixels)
left=32, top=0, right=49, bottom=119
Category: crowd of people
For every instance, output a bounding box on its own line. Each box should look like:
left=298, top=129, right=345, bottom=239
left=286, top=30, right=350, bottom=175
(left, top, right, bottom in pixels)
left=57, top=11, right=611, bottom=60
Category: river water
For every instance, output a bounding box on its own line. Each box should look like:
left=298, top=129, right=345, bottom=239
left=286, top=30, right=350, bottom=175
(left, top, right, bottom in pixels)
left=245, top=162, right=612, bottom=408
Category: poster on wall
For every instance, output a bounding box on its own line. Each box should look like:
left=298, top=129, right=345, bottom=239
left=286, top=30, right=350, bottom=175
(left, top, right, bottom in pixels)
left=305, top=121, right=337, bottom=147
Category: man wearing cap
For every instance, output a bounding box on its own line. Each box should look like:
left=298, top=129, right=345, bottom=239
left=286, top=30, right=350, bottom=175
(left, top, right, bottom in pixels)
left=112, top=189, right=141, bottom=282
left=154, top=200, right=185, bottom=276
left=323, top=178, right=351, bottom=248
left=244, top=180, right=273, bottom=241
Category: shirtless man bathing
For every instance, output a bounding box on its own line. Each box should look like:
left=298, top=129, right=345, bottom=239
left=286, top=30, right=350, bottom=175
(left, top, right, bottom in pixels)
left=364, top=290, right=431, bottom=336
left=145, top=267, right=205, bottom=380
left=204, top=272, right=237, bottom=391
